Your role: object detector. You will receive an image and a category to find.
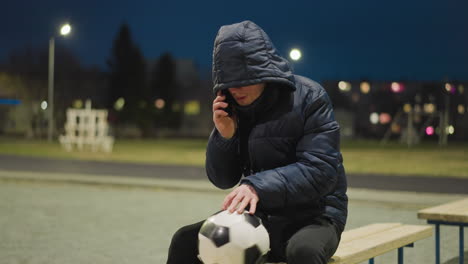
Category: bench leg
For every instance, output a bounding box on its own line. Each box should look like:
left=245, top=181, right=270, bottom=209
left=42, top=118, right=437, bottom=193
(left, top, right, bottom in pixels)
left=368, top=258, right=374, bottom=264
left=397, top=243, right=414, bottom=264
left=435, top=224, right=440, bottom=264
left=398, top=247, right=404, bottom=264
left=460, top=226, right=464, bottom=264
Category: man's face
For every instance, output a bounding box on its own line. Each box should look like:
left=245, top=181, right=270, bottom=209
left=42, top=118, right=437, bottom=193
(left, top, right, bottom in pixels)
left=228, top=83, right=266, bottom=106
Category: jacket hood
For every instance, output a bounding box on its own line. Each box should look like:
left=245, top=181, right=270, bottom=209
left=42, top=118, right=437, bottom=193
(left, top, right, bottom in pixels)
left=212, top=21, right=296, bottom=94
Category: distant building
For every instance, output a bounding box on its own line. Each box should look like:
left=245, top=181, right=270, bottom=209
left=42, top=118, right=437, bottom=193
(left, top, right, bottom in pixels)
left=0, top=71, right=41, bottom=137
left=0, top=69, right=109, bottom=138
left=323, top=80, right=468, bottom=142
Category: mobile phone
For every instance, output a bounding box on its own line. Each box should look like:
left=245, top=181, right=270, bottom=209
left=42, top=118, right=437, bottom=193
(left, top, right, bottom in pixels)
left=220, top=90, right=234, bottom=116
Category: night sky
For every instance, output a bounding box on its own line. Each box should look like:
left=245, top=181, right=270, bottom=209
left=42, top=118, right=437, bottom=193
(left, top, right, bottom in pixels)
left=2, top=0, right=467, bottom=82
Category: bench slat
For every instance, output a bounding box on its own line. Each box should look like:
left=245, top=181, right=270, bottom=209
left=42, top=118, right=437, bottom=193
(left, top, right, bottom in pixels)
left=418, top=197, right=468, bottom=222
left=339, top=223, right=402, bottom=244
left=329, top=224, right=432, bottom=264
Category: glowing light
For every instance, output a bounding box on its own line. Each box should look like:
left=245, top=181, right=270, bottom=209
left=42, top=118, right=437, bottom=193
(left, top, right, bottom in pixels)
left=458, top=105, right=465, bottom=114
left=370, top=112, right=379, bottom=124
left=73, top=99, right=83, bottom=109
left=114, top=97, right=125, bottom=111
left=403, top=104, right=412, bottom=113
left=289, top=49, right=302, bottom=61
left=448, top=125, right=455, bottom=135
left=424, top=103, right=436, bottom=114
left=445, top=83, right=456, bottom=94
left=445, top=83, right=451, bottom=92
left=184, top=100, right=200, bottom=115
left=338, top=81, right=351, bottom=92
left=426, top=126, right=435, bottom=136
left=154, top=99, right=165, bottom=109
left=41, top=101, right=48, bottom=110
left=60, top=24, right=71, bottom=36
left=379, top=113, right=392, bottom=124
left=360, top=82, right=370, bottom=94
left=391, top=82, right=404, bottom=93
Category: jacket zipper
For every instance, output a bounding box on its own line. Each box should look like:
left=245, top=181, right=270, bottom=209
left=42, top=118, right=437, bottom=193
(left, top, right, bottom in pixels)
left=247, top=124, right=254, bottom=176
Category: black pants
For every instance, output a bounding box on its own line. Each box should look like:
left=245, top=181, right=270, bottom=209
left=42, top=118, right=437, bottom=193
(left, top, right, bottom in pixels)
left=166, top=215, right=341, bottom=264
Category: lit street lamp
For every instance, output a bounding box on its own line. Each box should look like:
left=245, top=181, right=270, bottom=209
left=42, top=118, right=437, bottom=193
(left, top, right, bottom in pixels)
left=48, top=23, right=71, bottom=142
left=289, top=48, right=302, bottom=61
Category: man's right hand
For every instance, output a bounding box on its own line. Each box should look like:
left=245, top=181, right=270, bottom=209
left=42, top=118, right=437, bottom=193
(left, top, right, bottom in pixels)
left=213, top=91, right=236, bottom=139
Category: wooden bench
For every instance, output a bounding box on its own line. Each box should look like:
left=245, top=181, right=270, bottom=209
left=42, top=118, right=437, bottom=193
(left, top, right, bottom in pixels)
left=269, top=222, right=432, bottom=264
left=418, top=197, right=468, bottom=264
left=329, top=223, right=432, bottom=264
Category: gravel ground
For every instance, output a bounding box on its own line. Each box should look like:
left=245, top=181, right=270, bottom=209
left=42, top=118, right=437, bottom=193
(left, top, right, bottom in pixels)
left=0, top=171, right=467, bottom=264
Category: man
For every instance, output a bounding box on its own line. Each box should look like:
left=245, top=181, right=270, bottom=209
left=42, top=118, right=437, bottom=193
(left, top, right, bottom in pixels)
left=167, top=20, right=347, bottom=264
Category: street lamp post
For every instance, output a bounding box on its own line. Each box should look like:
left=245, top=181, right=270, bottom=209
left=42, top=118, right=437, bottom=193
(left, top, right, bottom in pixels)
left=47, top=37, right=55, bottom=142
left=47, top=23, right=71, bottom=142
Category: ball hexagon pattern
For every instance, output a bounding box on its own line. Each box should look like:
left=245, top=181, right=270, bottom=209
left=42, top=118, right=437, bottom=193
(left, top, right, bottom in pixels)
left=198, top=210, right=270, bottom=264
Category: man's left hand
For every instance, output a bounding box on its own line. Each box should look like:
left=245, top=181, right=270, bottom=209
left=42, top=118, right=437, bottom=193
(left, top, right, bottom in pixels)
left=222, top=184, right=258, bottom=215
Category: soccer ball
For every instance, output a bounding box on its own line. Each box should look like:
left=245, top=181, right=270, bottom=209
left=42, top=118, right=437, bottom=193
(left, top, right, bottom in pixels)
left=198, top=210, right=270, bottom=264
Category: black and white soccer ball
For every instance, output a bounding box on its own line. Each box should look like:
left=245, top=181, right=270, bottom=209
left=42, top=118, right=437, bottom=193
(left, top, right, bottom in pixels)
left=198, top=210, right=270, bottom=264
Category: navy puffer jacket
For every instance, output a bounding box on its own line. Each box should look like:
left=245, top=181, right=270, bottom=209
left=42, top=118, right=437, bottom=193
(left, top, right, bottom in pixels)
left=206, top=21, right=347, bottom=232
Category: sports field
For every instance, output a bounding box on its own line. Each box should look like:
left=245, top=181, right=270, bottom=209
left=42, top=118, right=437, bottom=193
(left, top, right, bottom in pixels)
left=0, top=173, right=466, bottom=264
left=0, top=138, right=467, bottom=178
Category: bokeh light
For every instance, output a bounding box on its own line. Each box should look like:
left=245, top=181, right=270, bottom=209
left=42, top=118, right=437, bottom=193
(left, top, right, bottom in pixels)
left=445, top=83, right=456, bottom=94
left=458, top=105, right=465, bottom=114
left=379, top=113, right=392, bottom=124
left=426, top=126, right=434, bottom=136
left=184, top=100, right=200, bottom=115
left=155, top=99, right=165, bottom=109
left=391, top=82, right=404, bottom=93
left=41, top=101, right=48, bottom=110
left=114, top=97, right=125, bottom=111
left=403, top=104, right=412, bottom=113
left=289, top=49, right=302, bottom=61
left=338, top=81, right=351, bottom=92
left=73, top=99, right=83, bottom=109
left=360, top=82, right=371, bottom=94
left=448, top=125, right=455, bottom=135
left=60, top=24, right=71, bottom=36
left=370, top=112, right=379, bottom=124
left=424, top=103, right=436, bottom=114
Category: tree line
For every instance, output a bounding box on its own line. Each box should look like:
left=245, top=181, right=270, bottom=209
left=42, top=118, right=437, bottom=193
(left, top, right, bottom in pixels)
left=0, top=23, right=193, bottom=138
